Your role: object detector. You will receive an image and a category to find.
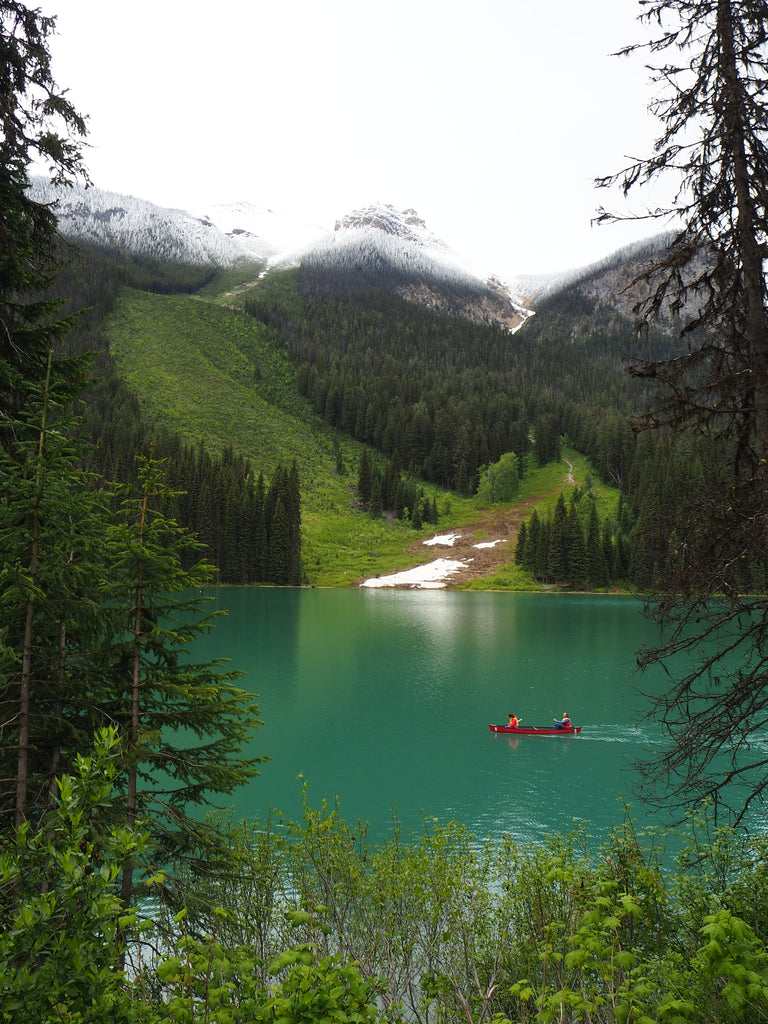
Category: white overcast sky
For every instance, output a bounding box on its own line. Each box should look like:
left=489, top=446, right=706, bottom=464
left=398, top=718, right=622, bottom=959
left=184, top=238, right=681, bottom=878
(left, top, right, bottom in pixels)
left=44, top=0, right=669, bottom=279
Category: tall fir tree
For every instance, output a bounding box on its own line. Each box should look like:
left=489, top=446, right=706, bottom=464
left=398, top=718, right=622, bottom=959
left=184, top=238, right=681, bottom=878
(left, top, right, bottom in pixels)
left=357, top=449, right=373, bottom=508
left=547, top=493, right=569, bottom=583
left=103, top=454, right=264, bottom=902
left=587, top=503, right=608, bottom=589
left=566, top=504, right=587, bottom=590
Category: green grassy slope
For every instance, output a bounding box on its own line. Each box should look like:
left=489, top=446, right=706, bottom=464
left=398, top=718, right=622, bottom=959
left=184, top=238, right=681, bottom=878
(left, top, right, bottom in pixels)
left=108, top=289, right=311, bottom=465
left=106, top=287, right=477, bottom=585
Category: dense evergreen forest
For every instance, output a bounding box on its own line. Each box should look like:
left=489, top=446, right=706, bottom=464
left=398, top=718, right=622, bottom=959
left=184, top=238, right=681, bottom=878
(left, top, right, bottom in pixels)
left=244, top=260, right=665, bottom=492
left=241, top=258, right=749, bottom=591
left=54, top=245, right=302, bottom=585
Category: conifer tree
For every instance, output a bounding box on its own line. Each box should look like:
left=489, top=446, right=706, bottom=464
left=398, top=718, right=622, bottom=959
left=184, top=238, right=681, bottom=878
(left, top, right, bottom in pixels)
left=368, top=475, right=383, bottom=520
left=547, top=493, right=569, bottom=583
left=268, top=495, right=290, bottom=584
left=601, top=518, right=615, bottom=583
left=0, top=371, right=115, bottom=826
left=521, top=510, right=540, bottom=577
left=515, top=522, right=528, bottom=566
left=566, top=504, right=587, bottom=590
left=410, top=495, right=423, bottom=530
left=357, top=450, right=373, bottom=508
left=1, top=4, right=268, bottom=874
left=103, top=454, right=264, bottom=902
left=286, top=459, right=302, bottom=585
left=253, top=471, right=268, bottom=581
left=0, top=2, right=96, bottom=827
left=587, top=503, right=608, bottom=589
left=382, top=450, right=402, bottom=508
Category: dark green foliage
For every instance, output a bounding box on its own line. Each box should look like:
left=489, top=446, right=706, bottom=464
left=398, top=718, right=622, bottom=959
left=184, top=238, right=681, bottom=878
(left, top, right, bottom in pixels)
left=515, top=520, right=527, bottom=564
left=356, top=449, right=373, bottom=507
left=547, top=493, right=569, bottom=583
left=242, top=264, right=667, bottom=500
left=0, top=730, right=149, bottom=1024
left=368, top=475, right=383, bottom=520
left=567, top=502, right=587, bottom=589
left=236, top=256, right=709, bottom=586
left=410, top=494, right=422, bottom=529
left=518, top=484, right=634, bottom=590
left=533, top=412, right=561, bottom=466
left=0, top=3, right=268, bottom=918
left=102, top=455, right=265, bottom=897
left=356, top=449, right=438, bottom=530
left=161, top=444, right=301, bottom=585
left=593, top=0, right=768, bottom=825
left=587, top=502, right=608, bottom=589
left=263, top=460, right=302, bottom=585
left=520, top=508, right=547, bottom=580
left=55, top=248, right=303, bottom=585
left=0, top=377, right=116, bottom=824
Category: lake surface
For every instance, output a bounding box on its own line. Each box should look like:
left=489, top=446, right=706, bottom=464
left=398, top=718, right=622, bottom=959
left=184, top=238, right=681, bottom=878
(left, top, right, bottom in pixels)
left=193, top=589, right=674, bottom=849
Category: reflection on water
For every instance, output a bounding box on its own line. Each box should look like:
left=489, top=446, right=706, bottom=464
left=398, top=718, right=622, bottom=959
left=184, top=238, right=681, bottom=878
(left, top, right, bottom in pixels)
left=193, top=590, right=683, bottom=847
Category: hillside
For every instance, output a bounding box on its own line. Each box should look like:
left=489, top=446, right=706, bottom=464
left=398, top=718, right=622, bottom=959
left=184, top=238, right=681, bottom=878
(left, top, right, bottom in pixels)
left=102, top=274, right=630, bottom=589
left=106, top=291, right=614, bottom=590
left=103, top=286, right=481, bottom=586
left=47, top=184, right=690, bottom=590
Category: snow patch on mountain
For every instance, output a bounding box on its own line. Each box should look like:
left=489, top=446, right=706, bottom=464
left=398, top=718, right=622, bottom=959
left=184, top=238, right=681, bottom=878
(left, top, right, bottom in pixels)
left=269, top=203, right=532, bottom=329
left=27, top=178, right=323, bottom=267
left=272, top=203, right=486, bottom=283
left=28, top=181, right=531, bottom=329
left=193, top=201, right=327, bottom=257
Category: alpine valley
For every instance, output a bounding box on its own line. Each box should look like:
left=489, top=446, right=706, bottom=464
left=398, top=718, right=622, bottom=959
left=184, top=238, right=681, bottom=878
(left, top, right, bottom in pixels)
left=40, top=178, right=691, bottom=590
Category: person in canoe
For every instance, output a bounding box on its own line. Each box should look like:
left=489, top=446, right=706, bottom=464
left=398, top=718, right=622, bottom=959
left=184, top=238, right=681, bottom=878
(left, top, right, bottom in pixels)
left=553, top=712, right=571, bottom=730
left=507, top=713, right=521, bottom=728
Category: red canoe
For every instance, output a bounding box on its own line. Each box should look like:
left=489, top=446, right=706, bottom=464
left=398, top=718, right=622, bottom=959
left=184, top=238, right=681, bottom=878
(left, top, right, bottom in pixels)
left=489, top=724, right=581, bottom=736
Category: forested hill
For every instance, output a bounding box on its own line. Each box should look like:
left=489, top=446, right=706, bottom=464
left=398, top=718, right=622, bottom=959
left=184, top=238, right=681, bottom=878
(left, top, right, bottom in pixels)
left=235, top=238, right=729, bottom=592
left=241, top=244, right=677, bottom=494
left=52, top=206, right=715, bottom=590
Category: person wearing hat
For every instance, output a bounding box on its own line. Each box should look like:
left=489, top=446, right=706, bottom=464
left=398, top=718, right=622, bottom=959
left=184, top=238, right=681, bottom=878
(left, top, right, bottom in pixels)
left=553, top=712, right=571, bottom=730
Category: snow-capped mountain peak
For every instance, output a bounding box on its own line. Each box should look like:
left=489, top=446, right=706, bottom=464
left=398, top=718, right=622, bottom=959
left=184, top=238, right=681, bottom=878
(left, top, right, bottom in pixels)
left=26, top=178, right=326, bottom=267
left=27, top=180, right=531, bottom=330
left=288, top=202, right=532, bottom=330
left=307, top=201, right=484, bottom=282
left=334, top=204, right=447, bottom=249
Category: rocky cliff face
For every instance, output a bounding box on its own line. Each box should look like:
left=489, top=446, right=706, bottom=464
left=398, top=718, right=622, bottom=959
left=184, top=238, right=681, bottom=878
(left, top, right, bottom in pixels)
left=301, top=203, right=532, bottom=331
left=396, top=277, right=529, bottom=332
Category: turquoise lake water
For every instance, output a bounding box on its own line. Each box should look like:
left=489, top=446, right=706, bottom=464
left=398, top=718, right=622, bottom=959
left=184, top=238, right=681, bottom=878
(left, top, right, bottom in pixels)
left=188, top=588, right=684, bottom=848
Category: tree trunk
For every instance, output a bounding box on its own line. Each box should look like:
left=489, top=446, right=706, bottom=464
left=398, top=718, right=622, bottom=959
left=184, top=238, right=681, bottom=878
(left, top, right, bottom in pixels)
left=120, top=480, right=149, bottom=910
left=15, top=350, right=53, bottom=828
left=46, top=618, right=68, bottom=805
left=718, top=0, right=768, bottom=462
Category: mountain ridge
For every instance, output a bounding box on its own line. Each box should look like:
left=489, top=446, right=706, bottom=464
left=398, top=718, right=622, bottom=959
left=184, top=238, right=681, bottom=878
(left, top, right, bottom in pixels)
left=31, top=179, right=535, bottom=329
left=32, top=177, right=673, bottom=332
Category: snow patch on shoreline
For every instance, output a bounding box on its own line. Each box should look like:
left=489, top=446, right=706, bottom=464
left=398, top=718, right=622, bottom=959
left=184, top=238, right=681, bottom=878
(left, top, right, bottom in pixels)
left=360, top=532, right=506, bottom=587
left=360, top=558, right=469, bottom=589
